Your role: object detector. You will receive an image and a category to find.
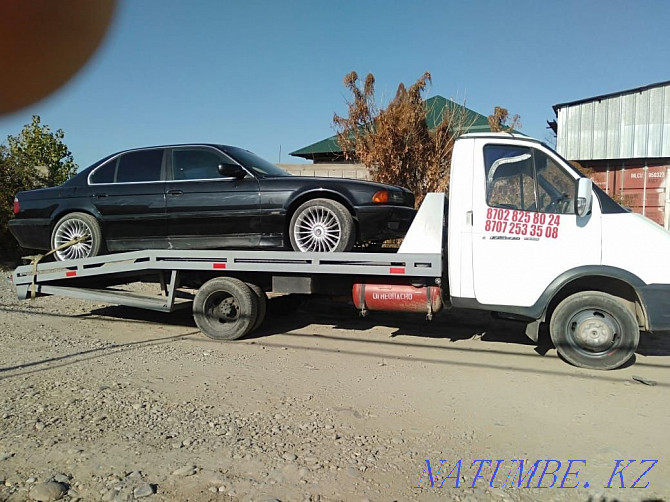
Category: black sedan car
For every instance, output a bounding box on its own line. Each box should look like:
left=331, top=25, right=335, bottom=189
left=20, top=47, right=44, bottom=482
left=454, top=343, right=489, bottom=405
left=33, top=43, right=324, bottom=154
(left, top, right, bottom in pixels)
left=9, top=144, right=416, bottom=261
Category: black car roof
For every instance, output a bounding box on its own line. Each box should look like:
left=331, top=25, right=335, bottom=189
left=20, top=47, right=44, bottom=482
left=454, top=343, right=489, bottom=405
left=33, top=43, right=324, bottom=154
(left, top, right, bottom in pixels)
left=77, top=144, right=250, bottom=173
left=72, top=144, right=249, bottom=180
left=108, top=144, right=243, bottom=155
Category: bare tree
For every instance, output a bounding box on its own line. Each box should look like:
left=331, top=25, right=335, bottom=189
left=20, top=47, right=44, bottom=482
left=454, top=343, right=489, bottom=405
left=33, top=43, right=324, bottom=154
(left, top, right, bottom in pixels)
left=488, top=106, right=521, bottom=133
left=333, top=72, right=476, bottom=206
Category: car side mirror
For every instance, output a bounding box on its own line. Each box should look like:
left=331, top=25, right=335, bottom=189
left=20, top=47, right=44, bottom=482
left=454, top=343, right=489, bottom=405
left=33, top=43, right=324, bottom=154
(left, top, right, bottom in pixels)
left=575, top=177, right=593, bottom=217
left=218, top=163, right=246, bottom=179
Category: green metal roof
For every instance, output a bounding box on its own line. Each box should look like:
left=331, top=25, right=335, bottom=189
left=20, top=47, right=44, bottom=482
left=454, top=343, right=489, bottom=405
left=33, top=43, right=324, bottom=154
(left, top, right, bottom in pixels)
left=290, top=95, right=494, bottom=160
left=290, top=135, right=342, bottom=158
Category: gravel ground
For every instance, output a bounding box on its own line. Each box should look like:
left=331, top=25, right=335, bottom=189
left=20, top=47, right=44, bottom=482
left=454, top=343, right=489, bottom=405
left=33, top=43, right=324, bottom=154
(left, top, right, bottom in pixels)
left=1, top=270, right=669, bottom=501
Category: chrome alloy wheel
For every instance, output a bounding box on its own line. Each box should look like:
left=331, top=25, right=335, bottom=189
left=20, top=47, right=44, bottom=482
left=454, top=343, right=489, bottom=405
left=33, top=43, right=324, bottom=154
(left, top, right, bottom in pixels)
left=292, top=205, right=342, bottom=252
left=54, top=218, right=94, bottom=260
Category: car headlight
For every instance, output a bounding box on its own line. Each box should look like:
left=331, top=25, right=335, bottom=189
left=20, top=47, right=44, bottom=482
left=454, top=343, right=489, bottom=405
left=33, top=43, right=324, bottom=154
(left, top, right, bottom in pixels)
left=372, top=190, right=405, bottom=204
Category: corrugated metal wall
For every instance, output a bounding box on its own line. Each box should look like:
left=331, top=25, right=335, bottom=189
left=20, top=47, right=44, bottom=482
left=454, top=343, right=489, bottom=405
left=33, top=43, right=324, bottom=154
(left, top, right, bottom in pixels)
left=556, top=83, right=670, bottom=161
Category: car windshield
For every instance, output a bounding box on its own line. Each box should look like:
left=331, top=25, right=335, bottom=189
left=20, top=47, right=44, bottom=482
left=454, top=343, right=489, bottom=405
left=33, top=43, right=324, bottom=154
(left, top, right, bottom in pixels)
left=221, top=146, right=291, bottom=178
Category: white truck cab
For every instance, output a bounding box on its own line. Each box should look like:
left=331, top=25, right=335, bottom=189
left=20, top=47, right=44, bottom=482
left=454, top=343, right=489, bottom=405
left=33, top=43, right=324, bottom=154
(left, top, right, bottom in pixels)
left=447, top=133, right=670, bottom=369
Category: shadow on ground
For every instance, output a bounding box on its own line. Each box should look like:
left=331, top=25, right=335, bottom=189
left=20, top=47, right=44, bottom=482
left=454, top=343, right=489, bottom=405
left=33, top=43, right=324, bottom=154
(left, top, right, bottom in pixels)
left=3, top=295, right=669, bottom=377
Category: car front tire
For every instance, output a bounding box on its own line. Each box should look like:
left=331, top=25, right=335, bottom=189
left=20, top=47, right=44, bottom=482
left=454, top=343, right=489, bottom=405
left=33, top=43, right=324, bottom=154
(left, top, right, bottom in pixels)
left=289, top=198, right=355, bottom=253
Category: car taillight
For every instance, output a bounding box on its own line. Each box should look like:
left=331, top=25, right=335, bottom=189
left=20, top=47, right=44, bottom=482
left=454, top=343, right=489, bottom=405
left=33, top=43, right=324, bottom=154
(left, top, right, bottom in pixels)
left=13, top=198, right=19, bottom=214
left=372, top=190, right=389, bottom=204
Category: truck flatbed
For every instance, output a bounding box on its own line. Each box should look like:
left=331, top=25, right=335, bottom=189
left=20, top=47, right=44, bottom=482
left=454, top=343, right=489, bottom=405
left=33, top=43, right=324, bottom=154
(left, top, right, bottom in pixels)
left=12, top=194, right=446, bottom=340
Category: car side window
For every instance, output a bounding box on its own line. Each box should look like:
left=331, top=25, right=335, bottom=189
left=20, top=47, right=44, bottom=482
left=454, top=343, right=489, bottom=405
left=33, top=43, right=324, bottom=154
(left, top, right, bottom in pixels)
left=116, top=150, right=164, bottom=183
left=172, top=149, right=226, bottom=180
left=90, top=159, right=117, bottom=184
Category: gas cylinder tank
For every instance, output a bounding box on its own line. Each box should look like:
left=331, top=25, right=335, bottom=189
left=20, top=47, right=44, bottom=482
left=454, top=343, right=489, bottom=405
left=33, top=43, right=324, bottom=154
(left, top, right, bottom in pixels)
left=352, top=282, right=443, bottom=318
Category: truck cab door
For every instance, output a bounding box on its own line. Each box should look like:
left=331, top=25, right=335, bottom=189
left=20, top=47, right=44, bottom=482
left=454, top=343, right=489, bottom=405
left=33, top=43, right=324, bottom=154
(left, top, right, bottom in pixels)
left=470, top=139, right=602, bottom=309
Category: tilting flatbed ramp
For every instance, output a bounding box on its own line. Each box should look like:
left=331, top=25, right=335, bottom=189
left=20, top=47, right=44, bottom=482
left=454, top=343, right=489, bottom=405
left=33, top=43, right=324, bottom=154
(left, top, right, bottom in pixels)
left=12, top=248, right=441, bottom=307
left=11, top=193, right=446, bottom=341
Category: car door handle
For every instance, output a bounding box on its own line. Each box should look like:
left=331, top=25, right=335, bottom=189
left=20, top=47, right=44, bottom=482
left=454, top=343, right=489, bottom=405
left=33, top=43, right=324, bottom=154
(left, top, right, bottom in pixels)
left=167, top=189, right=183, bottom=196
left=93, top=194, right=108, bottom=199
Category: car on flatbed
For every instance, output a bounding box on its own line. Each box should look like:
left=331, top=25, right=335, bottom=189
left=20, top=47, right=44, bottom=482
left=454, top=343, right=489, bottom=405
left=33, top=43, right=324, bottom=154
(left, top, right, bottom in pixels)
left=9, top=144, right=416, bottom=260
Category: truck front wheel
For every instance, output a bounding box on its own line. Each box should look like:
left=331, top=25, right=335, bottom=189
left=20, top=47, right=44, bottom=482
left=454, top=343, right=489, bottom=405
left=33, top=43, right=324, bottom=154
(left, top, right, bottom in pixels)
left=549, top=291, right=639, bottom=370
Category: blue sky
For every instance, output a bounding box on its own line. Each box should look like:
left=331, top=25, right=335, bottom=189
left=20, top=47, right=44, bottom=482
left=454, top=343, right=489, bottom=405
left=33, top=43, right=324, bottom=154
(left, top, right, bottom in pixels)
left=1, top=0, right=669, bottom=169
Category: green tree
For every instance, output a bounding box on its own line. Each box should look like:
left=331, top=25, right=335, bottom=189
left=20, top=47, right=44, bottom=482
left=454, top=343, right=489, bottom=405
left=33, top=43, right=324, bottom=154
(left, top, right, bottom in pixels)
left=333, top=72, right=476, bottom=206
left=0, top=115, right=77, bottom=260
left=6, top=115, right=77, bottom=186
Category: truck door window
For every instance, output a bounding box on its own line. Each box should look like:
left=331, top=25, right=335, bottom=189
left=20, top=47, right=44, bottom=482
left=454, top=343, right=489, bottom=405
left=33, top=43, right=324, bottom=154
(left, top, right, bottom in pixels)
left=484, top=145, right=536, bottom=210
left=533, top=150, right=576, bottom=214
left=484, top=145, right=577, bottom=215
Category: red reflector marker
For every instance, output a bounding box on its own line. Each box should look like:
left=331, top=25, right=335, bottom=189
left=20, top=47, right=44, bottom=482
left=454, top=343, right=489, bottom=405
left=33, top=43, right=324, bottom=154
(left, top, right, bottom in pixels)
left=389, top=267, right=405, bottom=274
left=66, top=271, right=77, bottom=277
left=212, top=263, right=226, bottom=269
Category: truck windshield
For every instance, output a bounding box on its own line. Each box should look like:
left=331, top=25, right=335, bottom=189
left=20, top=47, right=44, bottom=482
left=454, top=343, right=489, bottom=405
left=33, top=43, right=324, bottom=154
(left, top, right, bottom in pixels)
left=539, top=142, right=625, bottom=211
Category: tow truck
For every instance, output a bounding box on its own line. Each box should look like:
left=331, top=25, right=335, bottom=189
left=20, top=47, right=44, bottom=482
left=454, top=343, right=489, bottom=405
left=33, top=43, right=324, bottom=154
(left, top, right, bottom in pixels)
left=12, top=133, right=670, bottom=370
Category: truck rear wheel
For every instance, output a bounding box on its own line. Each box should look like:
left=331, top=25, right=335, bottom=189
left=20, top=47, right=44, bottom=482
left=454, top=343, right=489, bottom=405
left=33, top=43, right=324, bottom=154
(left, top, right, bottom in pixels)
left=193, top=277, right=258, bottom=340
left=246, top=282, right=267, bottom=333
left=549, top=291, right=639, bottom=370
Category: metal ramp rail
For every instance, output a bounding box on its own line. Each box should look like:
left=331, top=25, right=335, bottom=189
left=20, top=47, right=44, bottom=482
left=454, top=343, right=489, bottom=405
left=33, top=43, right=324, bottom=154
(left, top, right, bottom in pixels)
left=12, top=249, right=442, bottom=310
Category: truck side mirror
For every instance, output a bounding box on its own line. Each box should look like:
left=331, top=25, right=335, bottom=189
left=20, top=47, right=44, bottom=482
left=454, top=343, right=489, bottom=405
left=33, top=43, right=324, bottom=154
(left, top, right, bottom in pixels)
left=576, top=177, right=593, bottom=217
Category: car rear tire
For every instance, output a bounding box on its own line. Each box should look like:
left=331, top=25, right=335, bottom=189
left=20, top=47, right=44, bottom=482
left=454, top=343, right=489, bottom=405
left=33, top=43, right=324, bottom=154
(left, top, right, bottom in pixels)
left=51, top=212, right=102, bottom=261
left=549, top=291, right=639, bottom=370
left=193, top=277, right=258, bottom=341
left=289, top=198, right=355, bottom=252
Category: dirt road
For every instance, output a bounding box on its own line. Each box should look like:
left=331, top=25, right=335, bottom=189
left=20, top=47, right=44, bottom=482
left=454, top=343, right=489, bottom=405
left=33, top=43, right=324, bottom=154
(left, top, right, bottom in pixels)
left=1, top=274, right=669, bottom=501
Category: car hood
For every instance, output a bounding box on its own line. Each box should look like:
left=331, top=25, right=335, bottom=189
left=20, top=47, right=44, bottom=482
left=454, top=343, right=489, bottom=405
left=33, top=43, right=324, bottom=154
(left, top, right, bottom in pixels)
left=279, top=176, right=412, bottom=193
left=259, top=175, right=415, bottom=208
